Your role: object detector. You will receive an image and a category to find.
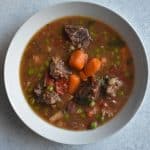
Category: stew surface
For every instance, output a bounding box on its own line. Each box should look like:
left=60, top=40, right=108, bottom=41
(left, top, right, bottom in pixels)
left=20, top=16, right=134, bottom=130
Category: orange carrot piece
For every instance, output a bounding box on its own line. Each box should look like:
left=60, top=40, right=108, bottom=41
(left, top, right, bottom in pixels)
left=68, top=74, right=80, bottom=94
left=69, top=50, right=88, bottom=70
left=84, top=58, right=101, bottom=76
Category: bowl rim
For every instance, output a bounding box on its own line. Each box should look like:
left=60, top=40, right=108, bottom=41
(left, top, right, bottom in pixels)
left=3, top=0, right=149, bottom=145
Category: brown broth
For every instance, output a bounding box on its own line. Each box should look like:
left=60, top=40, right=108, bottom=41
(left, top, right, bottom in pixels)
left=20, top=16, right=134, bottom=130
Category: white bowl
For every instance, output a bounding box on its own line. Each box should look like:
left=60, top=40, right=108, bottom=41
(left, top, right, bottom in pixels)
left=4, top=1, right=148, bottom=145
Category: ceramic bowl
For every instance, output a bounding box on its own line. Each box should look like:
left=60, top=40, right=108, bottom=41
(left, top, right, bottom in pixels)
left=4, top=1, right=148, bottom=144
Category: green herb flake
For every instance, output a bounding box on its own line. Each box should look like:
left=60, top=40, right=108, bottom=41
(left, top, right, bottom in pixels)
left=90, top=121, right=98, bottom=129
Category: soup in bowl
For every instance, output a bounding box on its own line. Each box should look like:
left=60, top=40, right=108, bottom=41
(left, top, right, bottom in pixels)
left=4, top=1, right=148, bottom=144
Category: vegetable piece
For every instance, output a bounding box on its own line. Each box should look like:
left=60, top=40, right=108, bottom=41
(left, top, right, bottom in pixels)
left=49, top=111, right=63, bottom=123
left=47, top=85, right=54, bottom=92
left=69, top=50, right=88, bottom=70
left=90, top=121, right=98, bottom=129
left=84, top=58, right=101, bottom=76
left=89, top=101, right=96, bottom=107
left=68, top=74, right=80, bottom=94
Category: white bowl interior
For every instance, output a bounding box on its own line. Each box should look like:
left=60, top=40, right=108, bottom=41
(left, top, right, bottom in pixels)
left=4, top=1, right=148, bottom=144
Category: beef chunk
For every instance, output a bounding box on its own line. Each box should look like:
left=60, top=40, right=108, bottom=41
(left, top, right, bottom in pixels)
left=43, top=91, right=61, bottom=105
left=75, top=77, right=100, bottom=105
left=33, top=82, right=61, bottom=105
left=49, top=57, right=70, bottom=79
left=64, top=25, right=92, bottom=48
left=100, top=75, right=123, bottom=97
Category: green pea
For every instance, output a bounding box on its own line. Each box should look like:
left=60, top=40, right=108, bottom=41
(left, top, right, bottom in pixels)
left=96, top=114, right=105, bottom=123
left=27, top=68, right=35, bottom=76
left=29, top=98, right=35, bottom=105
left=64, top=112, right=69, bottom=120
left=47, top=85, right=54, bottom=92
left=117, top=90, right=124, bottom=97
left=76, top=108, right=83, bottom=114
left=90, top=121, right=98, bottom=129
left=114, top=48, right=119, bottom=53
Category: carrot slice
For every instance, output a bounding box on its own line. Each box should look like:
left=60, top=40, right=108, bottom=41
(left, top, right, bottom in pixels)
left=84, top=58, right=101, bottom=76
left=68, top=74, right=80, bottom=94
left=69, top=50, right=88, bottom=70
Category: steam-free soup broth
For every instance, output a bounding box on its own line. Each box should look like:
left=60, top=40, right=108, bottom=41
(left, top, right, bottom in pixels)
left=20, top=16, right=134, bottom=130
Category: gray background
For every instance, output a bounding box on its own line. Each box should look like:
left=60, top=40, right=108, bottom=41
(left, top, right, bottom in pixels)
left=0, top=0, right=150, bottom=150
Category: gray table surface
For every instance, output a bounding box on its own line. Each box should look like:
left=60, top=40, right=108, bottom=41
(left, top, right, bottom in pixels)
left=0, top=0, right=150, bottom=150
